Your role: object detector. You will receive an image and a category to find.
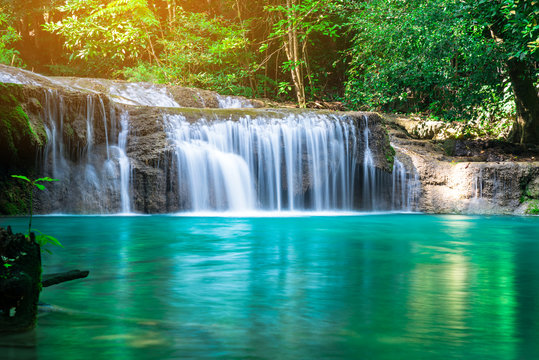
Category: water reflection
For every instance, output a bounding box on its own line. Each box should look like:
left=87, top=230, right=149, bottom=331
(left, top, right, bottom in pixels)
left=0, top=215, right=538, bottom=359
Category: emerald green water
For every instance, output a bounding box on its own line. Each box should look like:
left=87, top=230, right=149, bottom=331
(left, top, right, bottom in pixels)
left=2, top=214, right=539, bottom=359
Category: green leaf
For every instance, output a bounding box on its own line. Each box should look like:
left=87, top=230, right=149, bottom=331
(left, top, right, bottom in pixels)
left=32, top=229, right=64, bottom=249
left=35, top=177, right=59, bottom=183
left=11, top=175, right=31, bottom=183
left=34, top=183, right=46, bottom=190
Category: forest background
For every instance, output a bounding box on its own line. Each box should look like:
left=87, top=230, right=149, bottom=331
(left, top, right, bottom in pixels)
left=0, top=0, right=537, bottom=142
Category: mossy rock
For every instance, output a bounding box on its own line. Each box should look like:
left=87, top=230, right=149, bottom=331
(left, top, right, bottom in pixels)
left=0, top=84, right=45, bottom=166
left=385, top=145, right=396, bottom=169
left=442, top=139, right=457, bottom=156
left=525, top=199, right=539, bottom=215
left=0, top=179, right=28, bottom=215
left=525, top=176, right=539, bottom=199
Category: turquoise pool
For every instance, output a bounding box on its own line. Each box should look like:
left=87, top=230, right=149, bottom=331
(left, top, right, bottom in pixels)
left=1, top=214, right=538, bottom=359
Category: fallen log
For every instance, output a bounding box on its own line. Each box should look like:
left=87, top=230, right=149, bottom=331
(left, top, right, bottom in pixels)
left=42, top=270, right=89, bottom=287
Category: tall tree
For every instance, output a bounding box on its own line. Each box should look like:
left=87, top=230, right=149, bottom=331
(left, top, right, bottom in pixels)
left=470, top=0, right=539, bottom=144
left=262, top=0, right=340, bottom=107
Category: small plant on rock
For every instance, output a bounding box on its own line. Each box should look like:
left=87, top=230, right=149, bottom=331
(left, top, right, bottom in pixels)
left=11, top=175, right=63, bottom=252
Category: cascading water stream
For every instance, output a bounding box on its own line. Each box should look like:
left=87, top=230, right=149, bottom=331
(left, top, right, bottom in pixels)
left=362, top=116, right=376, bottom=209
left=40, top=92, right=132, bottom=213
left=216, top=95, right=253, bottom=109
left=391, top=158, right=420, bottom=211
left=115, top=111, right=131, bottom=213
left=1, top=65, right=423, bottom=214
left=164, top=113, right=363, bottom=212
left=36, top=95, right=420, bottom=214
left=99, top=97, right=110, bottom=160
left=472, top=168, right=484, bottom=199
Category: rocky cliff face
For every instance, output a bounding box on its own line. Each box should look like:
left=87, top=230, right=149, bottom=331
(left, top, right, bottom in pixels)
left=387, top=115, right=539, bottom=215
left=0, top=65, right=394, bottom=214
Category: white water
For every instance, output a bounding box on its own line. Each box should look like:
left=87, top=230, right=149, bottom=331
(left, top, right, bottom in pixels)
left=362, top=116, right=376, bottom=209
left=216, top=95, right=253, bottom=109
left=115, top=111, right=132, bottom=213
left=0, top=64, right=46, bottom=85
left=108, top=83, right=180, bottom=107
left=392, top=158, right=420, bottom=210
left=40, top=91, right=131, bottom=213
left=37, top=101, right=420, bottom=213
left=164, top=113, right=364, bottom=211
left=472, top=168, right=484, bottom=199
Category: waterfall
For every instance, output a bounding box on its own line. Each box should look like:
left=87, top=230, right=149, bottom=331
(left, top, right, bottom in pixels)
left=472, top=168, right=484, bottom=199
left=362, top=116, right=376, bottom=209
left=115, top=111, right=131, bottom=213
left=391, top=158, right=420, bottom=211
left=1, top=64, right=425, bottom=214
left=99, top=97, right=110, bottom=159
left=43, top=90, right=60, bottom=179
left=164, top=112, right=365, bottom=212
left=40, top=92, right=131, bottom=213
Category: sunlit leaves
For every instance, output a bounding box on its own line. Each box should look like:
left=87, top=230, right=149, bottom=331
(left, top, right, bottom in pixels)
left=43, top=1, right=254, bottom=96
left=0, top=12, right=23, bottom=66
left=44, top=0, right=157, bottom=66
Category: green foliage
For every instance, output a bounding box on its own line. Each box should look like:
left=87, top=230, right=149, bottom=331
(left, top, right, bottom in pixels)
left=139, top=7, right=253, bottom=95
left=44, top=1, right=256, bottom=96
left=471, top=0, right=539, bottom=61
left=0, top=12, right=23, bottom=66
left=11, top=175, right=58, bottom=239
left=524, top=199, right=539, bottom=215
left=31, top=229, right=63, bottom=254
left=262, top=0, right=343, bottom=102
left=43, top=0, right=158, bottom=69
left=343, top=0, right=507, bottom=120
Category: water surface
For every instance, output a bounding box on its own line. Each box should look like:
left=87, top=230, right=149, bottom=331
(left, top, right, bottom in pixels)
left=1, top=214, right=538, bottom=359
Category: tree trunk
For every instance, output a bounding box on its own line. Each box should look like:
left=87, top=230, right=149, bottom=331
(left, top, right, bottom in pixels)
left=507, top=58, right=539, bottom=144
left=285, top=0, right=306, bottom=108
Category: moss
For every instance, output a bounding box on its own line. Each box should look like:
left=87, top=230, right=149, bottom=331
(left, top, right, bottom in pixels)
left=520, top=176, right=539, bottom=214
left=385, top=145, right=396, bottom=168
left=0, top=178, right=29, bottom=215
left=0, top=104, right=38, bottom=156
left=0, top=93, right=18, bottom=104
left=525, top=200, right=539, bottom=215
left=0, top=84, right=45, bottom=164
left=442, top=139, right=457, bottom=156
left=64, top=122, right=75, bottom=139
